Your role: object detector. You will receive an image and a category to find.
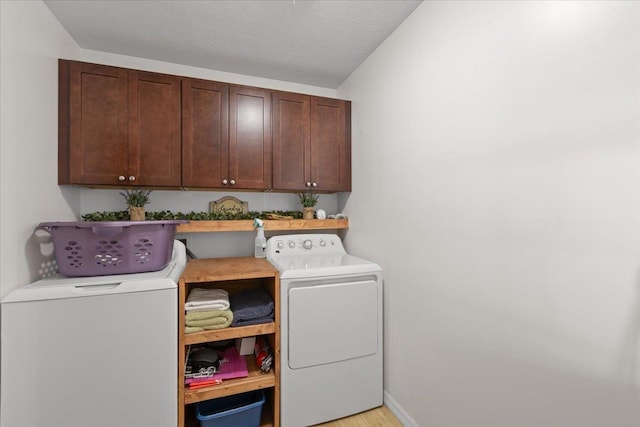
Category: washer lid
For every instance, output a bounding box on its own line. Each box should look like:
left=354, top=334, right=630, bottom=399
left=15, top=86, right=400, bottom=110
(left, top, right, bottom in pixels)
left=2, top=241, right=186, bottom=303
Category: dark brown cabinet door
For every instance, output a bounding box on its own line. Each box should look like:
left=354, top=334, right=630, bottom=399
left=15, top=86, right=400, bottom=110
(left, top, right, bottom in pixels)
left=272, top=93, right=351, bottom=192
left=182, top=78, right=229, bottom=188
left=310, top=97, right=351, bottom=192
left=272, top=92, right=310, bottom=191
left=128, top=70, right=181, bottom=187
left=229, top=86, right=272, bottom=190
left=64, top=61, right=128, bottom=185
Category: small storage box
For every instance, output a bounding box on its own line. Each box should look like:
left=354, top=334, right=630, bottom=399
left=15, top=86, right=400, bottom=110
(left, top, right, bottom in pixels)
left=38, top=220, right=187, bottom=277
left=195, top=390, right=265, bottom=427
left=236, top=336, right=257, bottom=356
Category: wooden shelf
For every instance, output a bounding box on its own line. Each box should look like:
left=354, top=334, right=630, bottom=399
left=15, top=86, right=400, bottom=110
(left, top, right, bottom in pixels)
left=184, top=322, right=276, bottom=345
left=177, top=218, right=348, bottom=233
left=184, top=356, right=275, bottom=404
left=180, top=257, right=278, bottom=283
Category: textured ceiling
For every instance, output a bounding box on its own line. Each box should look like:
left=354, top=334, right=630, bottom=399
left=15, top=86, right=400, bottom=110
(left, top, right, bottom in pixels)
left=44, top=0, right=422, bottom=88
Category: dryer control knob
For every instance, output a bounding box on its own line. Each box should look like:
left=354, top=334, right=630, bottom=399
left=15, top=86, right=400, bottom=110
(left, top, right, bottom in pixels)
left=303, top=239, right=313, bottom=250
left=319, top=240, right=326, bottom=247
left=277, top=242, right=284, bottom=249
left=288, top=241, right=296, bottom=248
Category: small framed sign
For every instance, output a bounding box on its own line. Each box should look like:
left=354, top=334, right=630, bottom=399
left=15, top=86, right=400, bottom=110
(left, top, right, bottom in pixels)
left=209, top=196, right=248, bottom=214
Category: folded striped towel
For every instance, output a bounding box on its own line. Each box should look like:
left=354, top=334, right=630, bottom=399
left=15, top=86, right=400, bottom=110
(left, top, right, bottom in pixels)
left=185, top=310, right=233, bottom=334
left=185, top=309, right=233, bottom=326
left=185, top=288, right=230, bottom=311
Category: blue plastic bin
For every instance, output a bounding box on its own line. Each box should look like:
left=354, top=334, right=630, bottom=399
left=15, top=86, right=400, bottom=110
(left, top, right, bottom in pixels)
left=195, top=390, right=265, bottom=427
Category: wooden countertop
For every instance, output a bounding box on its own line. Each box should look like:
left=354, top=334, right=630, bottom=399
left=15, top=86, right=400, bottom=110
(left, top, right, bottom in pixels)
left=180, top=257, right=278, bottom=283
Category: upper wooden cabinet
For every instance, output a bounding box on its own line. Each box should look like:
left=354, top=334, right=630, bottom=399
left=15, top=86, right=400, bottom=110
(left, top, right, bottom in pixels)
left=182, top=81, right=271, bottom=190
left=272, top=92, right=351, bottom=192
left=310, top=96, right=351, bottom=192
left=58, top=60, right=181, bottom=187
left=228, top=85, right=272, bottom=190
left=59, top=60, right=349, bottom=192
left=272, top=92, right=309, bottom=191
left=181, top=78, right=229, bottom=188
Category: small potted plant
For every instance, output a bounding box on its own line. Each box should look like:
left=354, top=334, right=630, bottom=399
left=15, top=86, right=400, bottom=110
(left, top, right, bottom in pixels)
left=119, top=188, right=151, bottom=221
left=298, top=191, right=319, bottom=220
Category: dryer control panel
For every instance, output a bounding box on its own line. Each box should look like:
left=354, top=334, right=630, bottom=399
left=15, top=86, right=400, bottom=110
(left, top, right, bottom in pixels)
left=266, top=234, right=346, bottom=257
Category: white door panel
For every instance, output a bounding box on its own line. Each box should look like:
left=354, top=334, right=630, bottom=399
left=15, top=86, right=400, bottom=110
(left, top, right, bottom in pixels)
left=288, top=279, right=378, bottom=369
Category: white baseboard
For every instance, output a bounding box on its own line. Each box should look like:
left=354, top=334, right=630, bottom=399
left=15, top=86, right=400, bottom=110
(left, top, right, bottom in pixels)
left=384, top=390, right=419, bottom=427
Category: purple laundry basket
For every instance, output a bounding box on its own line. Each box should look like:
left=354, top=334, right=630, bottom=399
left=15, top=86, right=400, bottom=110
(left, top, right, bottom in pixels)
left=37, top=220, right=187, bottom=277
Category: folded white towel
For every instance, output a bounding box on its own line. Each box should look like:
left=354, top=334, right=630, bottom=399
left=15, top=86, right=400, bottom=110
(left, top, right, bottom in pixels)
left=185, top=288, right=230, bottom=311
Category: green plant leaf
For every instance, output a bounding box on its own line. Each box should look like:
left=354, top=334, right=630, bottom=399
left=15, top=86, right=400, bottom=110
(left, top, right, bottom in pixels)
left=119, top=188, right=152, bottom=207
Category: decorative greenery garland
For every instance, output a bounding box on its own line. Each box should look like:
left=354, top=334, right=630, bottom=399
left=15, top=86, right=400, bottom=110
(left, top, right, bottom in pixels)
left=82, top=210, right=304, bottom=222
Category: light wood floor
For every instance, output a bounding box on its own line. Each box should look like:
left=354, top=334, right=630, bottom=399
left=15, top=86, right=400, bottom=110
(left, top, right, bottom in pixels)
left=314, top=406, right=403, bottom=427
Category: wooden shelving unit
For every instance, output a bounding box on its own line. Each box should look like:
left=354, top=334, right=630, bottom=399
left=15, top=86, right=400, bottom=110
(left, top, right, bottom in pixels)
left=176, top=218, right=348, bottom=233
left=178, top=257, right=280, bottom=427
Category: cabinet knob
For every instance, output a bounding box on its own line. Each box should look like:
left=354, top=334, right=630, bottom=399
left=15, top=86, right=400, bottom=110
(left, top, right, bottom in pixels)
left=222, top=179, right=228, bottom=185
left=230, top=179, right=236, bottom=185
left=118, top=176, right=126, bottom=182
left=128, top=176, right=136, bottom=182
left=312, top=182, right=318, bottom=188
left=306, top=182, right=312, bottom=187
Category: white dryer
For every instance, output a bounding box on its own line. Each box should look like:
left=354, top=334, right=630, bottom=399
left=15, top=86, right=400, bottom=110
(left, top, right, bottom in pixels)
left=266, top=234, right=383, bottom=427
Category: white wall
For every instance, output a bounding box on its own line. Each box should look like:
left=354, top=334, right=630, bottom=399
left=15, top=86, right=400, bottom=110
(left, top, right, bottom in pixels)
left=339, top=1, right=640, bottom=426
left=0, top=1, right=81, bottom=298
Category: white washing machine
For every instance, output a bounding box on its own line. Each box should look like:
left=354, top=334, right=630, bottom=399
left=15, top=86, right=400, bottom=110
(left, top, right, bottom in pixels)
left=266, top=234, right=383, bottom=427
left=1, top=241, right=187, bottom=427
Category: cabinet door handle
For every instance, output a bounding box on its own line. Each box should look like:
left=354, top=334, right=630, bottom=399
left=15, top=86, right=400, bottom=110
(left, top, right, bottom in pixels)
left=118, top=176, right=126, bottom=182
left=230, top=179, right=236, bottom=185
left=306, top=182, right=312, bottom=187
left=128, top=176, right=136, bottom=182
left=312, top=182, right=318, bottom=188
left=222, top=179, right=228, bottom=185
